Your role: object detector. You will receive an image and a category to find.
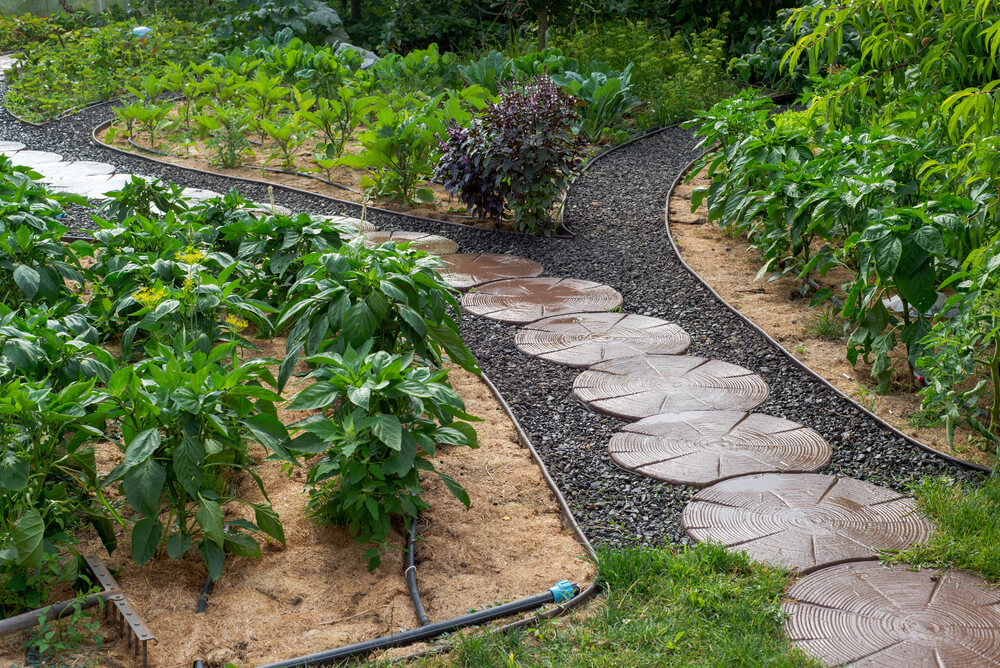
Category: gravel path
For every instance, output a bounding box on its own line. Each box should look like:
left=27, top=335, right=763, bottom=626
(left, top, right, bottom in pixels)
left=0, top=87, right=980, bottom=551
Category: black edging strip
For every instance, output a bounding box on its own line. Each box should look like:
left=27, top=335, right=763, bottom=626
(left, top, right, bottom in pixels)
left=664, top=153, right=990, bottom=474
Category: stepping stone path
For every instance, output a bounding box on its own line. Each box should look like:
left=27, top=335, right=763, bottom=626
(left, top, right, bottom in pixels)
left=608, top=411, right=831, bottom=487
left=419, top=218, right=967, bottom=664
left=461, top=277, right=623, bottom=325
left=573, top=355, right=769, bottom=420
left=784, top=562, right=1000, bottom=666
left=515, top=313, right=691, bottom=367
left=364, top=230, right=458, bottom=255
left=438, top=253, right=544, bottom=290
left=682, top=473, right=933, bottom=573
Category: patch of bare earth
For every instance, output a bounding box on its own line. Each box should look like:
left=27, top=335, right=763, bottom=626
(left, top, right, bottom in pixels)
left=669, top=169, right=990, bottom=468
left=0, top=336, right=594, bottom=667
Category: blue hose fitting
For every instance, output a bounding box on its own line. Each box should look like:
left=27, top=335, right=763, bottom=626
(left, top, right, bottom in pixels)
left=549, top=580, right=575, bottom=603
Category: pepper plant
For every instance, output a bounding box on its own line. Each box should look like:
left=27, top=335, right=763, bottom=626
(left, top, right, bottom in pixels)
left=101, top=340, right=288, bottom=579
left=276, top=239, right=479, bottom=392
left=285, top=345, right=479, bottom=569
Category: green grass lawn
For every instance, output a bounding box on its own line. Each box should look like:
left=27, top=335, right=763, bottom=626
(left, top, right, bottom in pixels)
left=399, top=543, right=819, bottom=668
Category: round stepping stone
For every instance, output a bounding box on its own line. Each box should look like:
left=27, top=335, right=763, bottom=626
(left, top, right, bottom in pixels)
left=312, top=214, right=375, bottom=236
left=9, top=150, right=63, bottom=168
left=573, top=355, right=768, bottom=420
left=179, top=187, right=221, bottom=202
left=70, top=161, right=116, bottom=177
left=48, top=175, right=114, bottom=198
left=784, top=562, right=1000, bottom=667
left=682, top=473, right=933, bottom=573
left=463, top=277, right=623, bottom=325
left=515, top=313, right=690, bottom=368
left=609, top=411, right=831, bottom=487
left=438, top=253, right=543, bottom=290
left=365, top=230, right=458, bottom=255
left=0, top=141, right=26, bottom=154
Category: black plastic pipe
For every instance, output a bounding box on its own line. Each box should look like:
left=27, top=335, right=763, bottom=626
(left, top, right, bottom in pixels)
left=254, top=581, right=579, bottom=668
left=0, top=590, right=122, bottom=637
left=259, top=167, right=358, bottom=193
left=195, top=574, right=214, bottom=614
left=405, top=516, right=430, bottom=626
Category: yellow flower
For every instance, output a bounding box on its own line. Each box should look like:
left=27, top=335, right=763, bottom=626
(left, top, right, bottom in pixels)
left=133, top=285, right=170, bottom=309
left=224, top=314, right=250, bottom=332
left=175, top=245, right=207, bottom=265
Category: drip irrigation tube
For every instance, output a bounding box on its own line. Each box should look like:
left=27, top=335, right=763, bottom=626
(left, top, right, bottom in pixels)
left=195, top=574, right=214, bottom=614
left=405, top=516, right=430, bottom=626
left=259, top=166, right=358, bottom=193
left=665, top=152, right=990, bottom=474
left=254, top=581, right=580, bottom=668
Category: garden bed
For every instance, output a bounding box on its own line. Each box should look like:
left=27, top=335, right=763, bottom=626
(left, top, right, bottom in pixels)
left=668, top=167, right=991, bottom=468
left=95, top=120, right=502, bottom=229
left=0, top=340, right=594, bottom=666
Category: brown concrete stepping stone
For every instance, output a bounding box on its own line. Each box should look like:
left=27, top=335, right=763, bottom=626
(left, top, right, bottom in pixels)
left=438, top=253, right=543, bottom=290
left=463, top=277, right=623, bottom=325
left=0, top=141, right=26, bottom=154
left=573, top=355, right=768, bottom=420
left=609, top=411, right=831, bottom=487
left=515, top=313, right=690, bottom=368
left=682, top=473, right=932, bottom=573
left=784, top=562, right=1000, bottom=667
left=364, top=230, right=458, bottom=255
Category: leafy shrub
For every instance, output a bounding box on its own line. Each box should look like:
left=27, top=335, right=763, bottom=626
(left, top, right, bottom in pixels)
left=0, top=308, right=114, bottom=389
left=215, top=0, right=348, bottom=46
left=552, top=19, right=733, bottom=128
left=552, top=63, right=639, bottom=143
left=434, top=121, right=505, bottom=221
left=277, top=239, right=479, bottom=390
left=441, top=75, right=586, bottom=235
left=372, top=43, right=463, bottom=95
left=337, top=96, right=446, bottom=204
left=286, top=345, right=478, bottom=568
left=102, top=341, right=288, bottom=579
left=0, top=379, right=111, bottom=615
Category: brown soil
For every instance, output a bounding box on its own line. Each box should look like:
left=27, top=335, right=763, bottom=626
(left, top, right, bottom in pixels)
left=0, top=336, right=594, bottom=667
left=669, top=169, right=991, bottom=468
left=97, top=122, right=566, bottom=233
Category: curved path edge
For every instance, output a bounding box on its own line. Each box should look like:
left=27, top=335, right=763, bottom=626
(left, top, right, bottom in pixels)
left=663, top=153, right=990, bottom=474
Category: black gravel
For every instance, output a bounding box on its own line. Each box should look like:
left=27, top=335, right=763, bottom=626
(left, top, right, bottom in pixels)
left=2, top=84, right=980, bottom=551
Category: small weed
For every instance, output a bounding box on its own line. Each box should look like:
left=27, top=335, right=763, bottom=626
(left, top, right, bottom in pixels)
left=804, top=305, right=844, bottom=340
left=850, top=381, right=879, bottom=412
left=906, top=409, right=942, bottom=430
left=26, top=598, right=104, bottom=665
left=795, top=344, right=806, bottom=355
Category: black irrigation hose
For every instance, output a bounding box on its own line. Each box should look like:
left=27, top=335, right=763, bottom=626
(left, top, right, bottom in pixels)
left=195, top=574, right=214, bottom=614
left=405, top=516, right=430, bottom=627
left=259, top=166, right=358, bottom=193
left=665, top=152, right=990, bottom=474
left=128, top=136, right=172, bottom=157
left=254, top=582, right=580, bottom=668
